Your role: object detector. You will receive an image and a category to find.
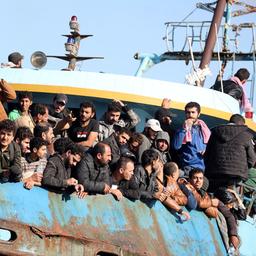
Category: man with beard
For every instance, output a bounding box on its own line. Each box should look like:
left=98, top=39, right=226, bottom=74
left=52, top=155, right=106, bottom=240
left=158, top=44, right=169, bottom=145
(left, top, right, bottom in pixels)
left=103, top=127, right=132, bottom=166
left=14, top=126, right=34, bottom=156
left=76, top=142, right=112, bottom=194
left=34, top=122, right=55, bottom=156
left=68, top=102, right=99, bottom=151
left=172, top=102, right=211, bottom=175
left=98, top=99, right=140, bottom=141
left=42, top=142, right=85, bottom=198
left=48, top=94, right=75, bottom=138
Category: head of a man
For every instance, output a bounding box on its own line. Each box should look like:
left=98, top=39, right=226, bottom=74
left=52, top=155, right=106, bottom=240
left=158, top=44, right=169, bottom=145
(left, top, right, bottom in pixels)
left=185, top=102, right=201, bottom=123
left=64, top=143, right=84, bottom=167
left=155, top=108, right=176, bottom=126
left=116, top=127, right=132, bottom=146
left=0, top=120, right=16, bottom=150
left=229, top=114, right=245, bottom=125
left=18, top=91, right=33, bottom=113
left=189, top=168, right=204, bottom=190
left=129, top=132, right=143, bottom=153
left=34, top=122, right=55, bottom=145
left=53, top=137, right=73, bottom=155
left=144, top=119, right=162, bottom=141
left=155, top=131, right=170, bottom=153
left=30, top=137, right=48, bottom=159
left=164, top=162, right=179, bottom=182
left=8, top=52, right=23, bottom=68
left=15, top=126, right=34, bottom=155
left=92, top=142, right=112, bottom=166
left=234, top=68, right=250, bottom=84
left=79, top=102, right=96, bottom=124
left=53, top=94, right=68, bottom=113
left=141, top=149, right=161, bottom=173
left=105, top=103, right=122, bottom=125
left=114, top=157, right=135, bottom=181
left=214, top=187, right=238, bottom=209
left=31, top=104, right=49, bottom=123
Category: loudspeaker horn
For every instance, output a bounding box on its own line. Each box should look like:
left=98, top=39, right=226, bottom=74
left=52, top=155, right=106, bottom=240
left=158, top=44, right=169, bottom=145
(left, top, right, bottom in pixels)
left=30, top=51, right=47, bottom=69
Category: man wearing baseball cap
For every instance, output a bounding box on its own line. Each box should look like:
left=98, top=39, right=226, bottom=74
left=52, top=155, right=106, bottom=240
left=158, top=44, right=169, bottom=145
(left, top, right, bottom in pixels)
left=137, top=119, right=162, bottom=163
left=48, top=93, right=74, bottom=138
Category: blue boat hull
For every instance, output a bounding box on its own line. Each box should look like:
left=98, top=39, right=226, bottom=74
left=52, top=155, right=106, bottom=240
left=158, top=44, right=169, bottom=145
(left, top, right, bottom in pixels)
left=0, top=183, right=229, bottom=256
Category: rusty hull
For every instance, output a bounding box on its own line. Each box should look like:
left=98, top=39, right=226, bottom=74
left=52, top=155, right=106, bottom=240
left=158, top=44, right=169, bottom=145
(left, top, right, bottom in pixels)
left=0, top=183, right=227, bottom=256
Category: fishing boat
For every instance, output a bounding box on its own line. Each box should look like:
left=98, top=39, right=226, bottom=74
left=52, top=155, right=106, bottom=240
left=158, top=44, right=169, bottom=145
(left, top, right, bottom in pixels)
left=0, top=1, right=256, bottom=255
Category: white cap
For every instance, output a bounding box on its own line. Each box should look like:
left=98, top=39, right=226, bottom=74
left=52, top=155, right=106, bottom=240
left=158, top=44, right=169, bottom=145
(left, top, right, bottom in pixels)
left=145, top=119, right=162, bottom=132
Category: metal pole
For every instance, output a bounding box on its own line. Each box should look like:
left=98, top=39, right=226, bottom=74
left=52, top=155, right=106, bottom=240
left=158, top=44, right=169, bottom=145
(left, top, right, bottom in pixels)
left=199, top=0, right=227, bottom=86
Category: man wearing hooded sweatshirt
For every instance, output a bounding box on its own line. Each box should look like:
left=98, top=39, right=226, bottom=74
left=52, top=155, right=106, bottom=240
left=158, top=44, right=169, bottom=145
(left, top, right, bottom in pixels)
left=205, top=114, right=256, bottom=191
left=153, top=130, right=172, bottom=164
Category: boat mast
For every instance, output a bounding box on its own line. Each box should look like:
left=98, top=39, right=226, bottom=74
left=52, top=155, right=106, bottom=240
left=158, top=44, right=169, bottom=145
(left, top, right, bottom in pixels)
left=47, top=16, right=103, bottom=71
left=198, top=0, right=227, bottom=87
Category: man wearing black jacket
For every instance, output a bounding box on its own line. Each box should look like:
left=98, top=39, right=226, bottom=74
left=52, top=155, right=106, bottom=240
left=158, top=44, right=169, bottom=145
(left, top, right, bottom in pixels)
left=76, top=142, right=112, bottom=194
left=205, top=114, right=256, bottom=191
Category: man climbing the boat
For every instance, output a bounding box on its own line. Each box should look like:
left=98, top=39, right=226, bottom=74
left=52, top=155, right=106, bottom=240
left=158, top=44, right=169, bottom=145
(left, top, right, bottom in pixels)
left=211, top=68, right=253, bottom=114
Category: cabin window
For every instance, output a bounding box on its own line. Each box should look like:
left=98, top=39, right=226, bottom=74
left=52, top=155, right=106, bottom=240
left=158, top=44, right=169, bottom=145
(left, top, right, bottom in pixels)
left=0, top=228, right=17, bottom=242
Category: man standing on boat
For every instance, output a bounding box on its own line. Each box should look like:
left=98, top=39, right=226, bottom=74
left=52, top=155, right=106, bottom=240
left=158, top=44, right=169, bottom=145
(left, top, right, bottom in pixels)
left=204, top=114, right=256, bottom=191
left=68, top=102, right=99, bottom=151
left=98, top=99, right=140, bottom=141
left=75, top=142, right=111, bottom=195
left=172, top=102, right=211, bottom=175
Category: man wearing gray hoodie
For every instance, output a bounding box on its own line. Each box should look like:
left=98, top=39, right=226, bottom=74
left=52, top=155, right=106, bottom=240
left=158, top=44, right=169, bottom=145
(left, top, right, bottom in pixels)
left=153, top=130, right=172, bottom=164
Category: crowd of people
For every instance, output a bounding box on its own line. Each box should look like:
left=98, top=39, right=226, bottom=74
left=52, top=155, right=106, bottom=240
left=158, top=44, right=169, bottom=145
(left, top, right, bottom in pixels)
left=0, top=64, right=256, bottom=254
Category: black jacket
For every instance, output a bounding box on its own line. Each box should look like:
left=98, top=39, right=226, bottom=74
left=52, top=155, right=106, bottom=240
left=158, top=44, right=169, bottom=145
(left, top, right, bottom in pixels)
left=76, top=153, right=110, bottom=194
left=129, top=165, right=158, bottom=200
left=103, top=133, right=121, bottom=165
left=205, top=124, right=256, bottom=181
left=0, top=141, right=22, bottom=182
left=211, top=79, right=243, bottom=101
left=42, top=153, right=71, bottom=189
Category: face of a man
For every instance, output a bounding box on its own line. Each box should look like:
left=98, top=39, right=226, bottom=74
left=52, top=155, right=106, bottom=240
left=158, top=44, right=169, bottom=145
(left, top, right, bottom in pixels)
left=0, top=130, right=14, bottom=149
left=44, top=127, right=55, bottom=144
left=80, top=107, right=94, bottom=123
left=38, top=109, right=49, bottom=123
left=35, top=145, right=47, bottom=159
left=185, top=107, right=200, bottom=123
left=117, top=132, right=130, bottom=146
left=156, top=139, right=168, bottom=152
left=147, top=128, right=158, bottom=140
left=121, top=161, right=134, bottom=181
left=97, top=145, right=112, bottom=166
left=20, top=97, right=32, bottom=112
left=67, top=153, right=81, bottom=167
left=190, top=172, right=204, bottom=190
left=129, top=141, right=140, bottom=153
left=53, top=100, right=65, bottom=113
left=106, top=111, right=121, bottom=125
left=19, top=138, right=31, bottom=154
left=152, top=157, right=161, bottom=172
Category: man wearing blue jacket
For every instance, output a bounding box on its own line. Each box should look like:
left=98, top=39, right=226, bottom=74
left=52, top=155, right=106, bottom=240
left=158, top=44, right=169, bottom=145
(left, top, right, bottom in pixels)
left=172, top=102, right=210, bottom=176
